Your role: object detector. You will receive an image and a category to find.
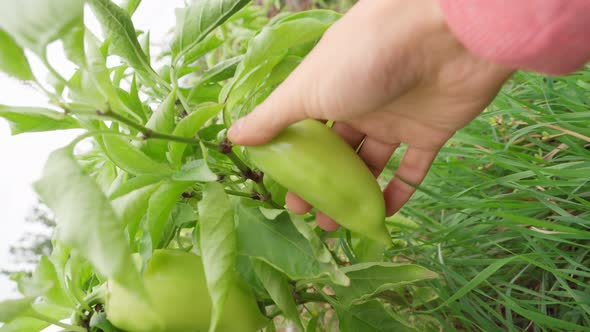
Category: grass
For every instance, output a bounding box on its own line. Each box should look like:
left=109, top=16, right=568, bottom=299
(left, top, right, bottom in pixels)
left=382, top=67, right=590, bottom=331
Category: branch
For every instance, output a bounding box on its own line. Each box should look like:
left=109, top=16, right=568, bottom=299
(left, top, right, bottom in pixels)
left=97, top=110, right=284, bottom=209
left=97, top=110, right=203, bottom=145
left=296, top=291, right=330, bottom=304
left=28, top=310, right=86, bottom=332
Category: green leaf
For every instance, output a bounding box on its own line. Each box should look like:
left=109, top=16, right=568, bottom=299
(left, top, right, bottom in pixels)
left=48, top=243, right=72, bottom=305
left=142, top=89, right=177, bottom=161
left=186, top=83, right=222, bottom=104
left=306, top=315, right=319, bottom=332
left=33, top=256, right=73, bottom=308
left=120, top=0, right=142, bottom=15
left=0, top=29, right=33, bottom=80
left=0, top=316, right=48, bottom=332
left=386, top=214, right=420, bottom=232
left=224, top=51, right=292, bottom=121
left=139, top=31, right=150, bottom=63
left=0, top=298, right=33, bottom=323
left=410, top=287, right=439, bottom=307
left=497, top=213, right=590, bottom=238
left=108, top=175, right=161, bottom=200
left=145, top=180, right=193, bottom=248
left=194, top=55, right=243, bottom=84
left=290, top=215, right=337, bottom=265
left=10, top=273, right=43, bottom=299
left=106, top=170, right=129, bottom=199
left=0, top=106, right=79, bottom=135
left=251, top=259, right=303, bottom=331
left=116, top=87, right=147, bottom=124
left=58, top=255, right=92, bottom=305
left=33, top=147, right=146, bottom=299
left=172, top=160, right=217, bottom=182
left=128, top=75, right=148, bottom=122
left=172, top=0, right=250, bottom=61
left=263, top=176, right=287, bottom=207
left=235, top=206, right=348, bottom=286
left=0, top=302, right=71, bottom=332
left=428, top=256, right=519, bottom=312
left=180, top=33, right=224, bottom=68
left=266, top=320, right=277, bottom=332
left=234, top=255, right=269, bottom=299
left=498, top=293, right=590, bottom=331
left=46, top=70, right=66, bottom=95
left=87, top=0, right=158, bottom=88
left=329, top=263, right=438, bottom=307
left=145, top=90, right=177, bottom=134
left=90, top=311, right=124, bottom=332
left=111, top=181, right=160, bottom=240
left=111, top=65, right=128, bottom=87
left=101, top=134, right=174, bottom=176
left=224, top=56, right=284, bottom=124
left=168, top=104, right=222, bottom=168
left=61, top=19, right=85, bottom=66
left=93, top=159, right=118, bottom=194
left=66, top=69, right=107, bottom=111
left=336, top=300, right=416, bottom=332
left=171, top=203, right=198, bottom=227
left=85, top=32, right=142, bottom=122
left=198, top=183, right=238, bottom=332
left=0, top=0, right=84, bottom=55
left=33, top=298, right=73, bottom=320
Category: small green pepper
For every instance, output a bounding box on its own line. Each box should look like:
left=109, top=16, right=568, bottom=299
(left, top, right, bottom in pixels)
left=246, top=119, right=390, bottom=245
left=106, top=250, right=267, bottom=332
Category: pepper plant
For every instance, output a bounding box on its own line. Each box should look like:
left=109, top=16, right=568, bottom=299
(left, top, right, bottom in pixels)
left=0, top=0, right=439, bottom=331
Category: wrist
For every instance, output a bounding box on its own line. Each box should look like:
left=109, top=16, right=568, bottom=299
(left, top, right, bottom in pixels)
left=418, top=0, right=515, bottom=82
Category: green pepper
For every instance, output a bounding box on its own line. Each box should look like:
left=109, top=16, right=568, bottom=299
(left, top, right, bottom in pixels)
left=106, top=249, right=267, bottom=332
left=246, top=119, right=390, bottom=245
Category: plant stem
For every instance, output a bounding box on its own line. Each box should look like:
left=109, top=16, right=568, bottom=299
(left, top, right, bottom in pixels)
left=98, top=110, right=201, bottom=145
left=28, top=310, right=86, bottom=332
left=98, top=110, right=254, bottom=177
left=225, top=189, right=256, bottom=198
left=339, top=228, right=357, bottom=264
left=297, top=292, right=330, bottom=304
left=83, top=283, right=107, bottom=307
left=41, top=52, right=66, bottom=85
left=253, top=182, right=283, bottom=209
left=225, top=148, right=254, bottom=176
left=169, top=65, right=192, bottom=112
left=97, top=110, right=283, bottom=208
left=266, top=308, right=283, bottom=320
left=32, top=78, right=61, bottom=102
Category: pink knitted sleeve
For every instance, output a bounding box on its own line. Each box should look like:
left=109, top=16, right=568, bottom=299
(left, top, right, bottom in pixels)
left=438, top=0, right=590, bottom=75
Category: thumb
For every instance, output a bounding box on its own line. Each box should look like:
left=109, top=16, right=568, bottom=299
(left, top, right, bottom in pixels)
left=227, top=75, right=309, bottom=146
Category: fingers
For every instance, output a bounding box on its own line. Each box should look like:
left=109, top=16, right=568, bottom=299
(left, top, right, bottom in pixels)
left=285, top=192, right=312, bottom=215
left=227, top=83, right=307, bottom=145
left=332, top=122, right=365, bottom=149
left=287, top=193, right=339, bottom=231
left=227, top=0, right=399, bottom=147
left=357, top=138, right=399, bottom=177
left=383, top=146, right=438, bottom=216
left=316, top=212, right=340, bottom=231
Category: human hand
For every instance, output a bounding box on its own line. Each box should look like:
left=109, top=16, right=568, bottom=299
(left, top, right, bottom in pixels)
left=228, top=0, right=513, bottom=230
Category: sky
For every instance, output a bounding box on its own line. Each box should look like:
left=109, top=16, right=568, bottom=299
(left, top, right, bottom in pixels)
left=0, top=0, right=183, bottom=306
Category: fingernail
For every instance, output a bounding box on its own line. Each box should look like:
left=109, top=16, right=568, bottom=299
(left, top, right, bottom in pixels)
left=228, top=118, right=244, bottom=141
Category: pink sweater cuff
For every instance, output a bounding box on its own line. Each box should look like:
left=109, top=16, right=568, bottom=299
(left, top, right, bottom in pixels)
left=439, top=0, right=590, bottom=75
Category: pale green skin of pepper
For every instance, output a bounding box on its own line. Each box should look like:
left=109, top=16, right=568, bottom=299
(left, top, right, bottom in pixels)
left=106, top=250, right=267, bottom=332
left=247, top=119, right=391, bottom=245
